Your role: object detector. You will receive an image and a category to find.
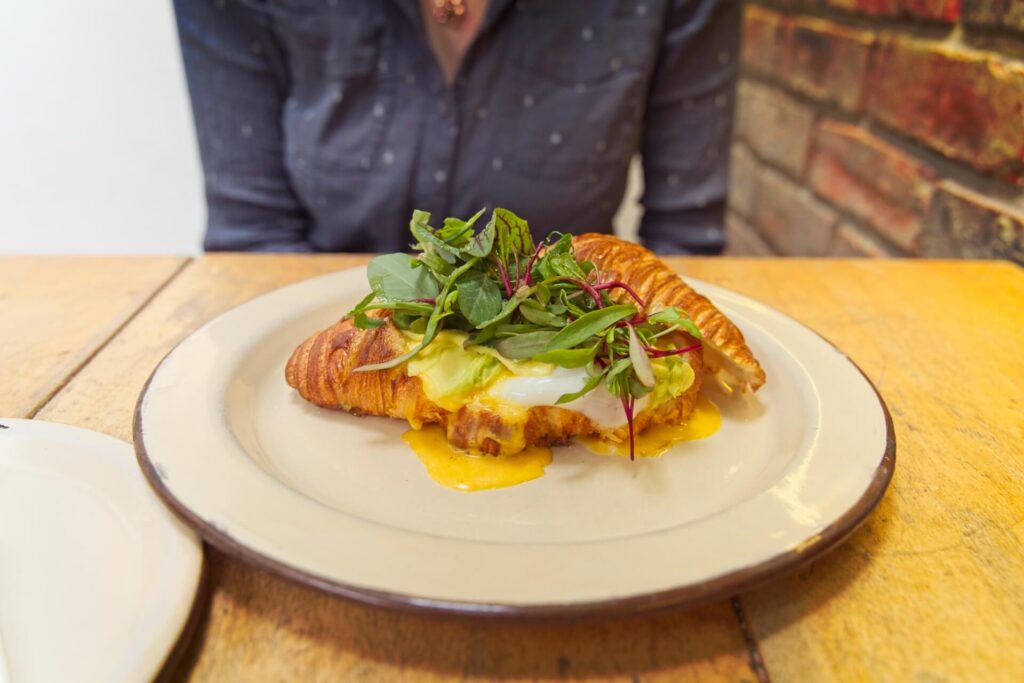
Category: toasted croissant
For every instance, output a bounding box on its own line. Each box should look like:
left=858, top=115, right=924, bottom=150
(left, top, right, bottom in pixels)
left=573, top=234, right=765, bottom=392
left=285, top=233, right=762, bottom=455
left=286, top=311, right=703, bottom=455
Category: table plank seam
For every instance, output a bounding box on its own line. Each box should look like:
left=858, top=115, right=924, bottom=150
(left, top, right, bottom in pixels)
left=26, top=257, right=193, bottom=419
left=731, top=597, right=772, bottom=683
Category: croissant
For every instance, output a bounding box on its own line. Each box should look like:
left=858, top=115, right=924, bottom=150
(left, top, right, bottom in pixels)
left=573, top=234, right=765, bottom=392
left=286, top=234, right=761, bottom=455
left=286, top=309, right=703, bottom=455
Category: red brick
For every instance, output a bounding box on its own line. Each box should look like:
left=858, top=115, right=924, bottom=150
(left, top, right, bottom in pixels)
left=725, top=212, right=776, bottom=256
left=807, top=120, right=937, bottom=253
left=865, top=37, right=1024, bottom=181
left=741, top=5, right=789, bottom=79
left=754, top=167, right=840, bottom=255
left=827, top=0, right=901, bottom=16
left=828, top=223, right=900, bottom=257
left=829, top=0, right=960, bottom=20
left=728, top=143, right=760, bottom=219
left=922, top=181, right=1024, bottom=262
left=900, top=0, right=962, bottom=21
left=962, top=0, right=1024, bottom=32
left=736, top=81, right=815, bottom=177
left=781, top=17, right=874, bottom=111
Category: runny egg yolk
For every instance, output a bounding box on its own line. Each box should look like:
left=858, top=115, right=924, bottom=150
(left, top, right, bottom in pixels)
left=577, top=397, right=722, bottom=458
left=402, top=398, right=722, bottom=491
left=402, top=426, right=552, bottom=492
left=400, top=330, right=715, bottom=490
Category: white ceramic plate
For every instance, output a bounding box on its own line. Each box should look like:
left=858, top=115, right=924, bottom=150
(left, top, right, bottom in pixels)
left=134, top=268, right=893, bottom=617
left=0, top=419, right=205, bottom=682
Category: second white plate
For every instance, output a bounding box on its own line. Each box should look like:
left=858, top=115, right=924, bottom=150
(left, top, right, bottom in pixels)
left=134, top=267, right=894, bottom=617
left=0, top=419, right=204, bottom=681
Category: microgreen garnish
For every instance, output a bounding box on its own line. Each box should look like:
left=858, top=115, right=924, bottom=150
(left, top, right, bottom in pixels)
left=347, top=208, right=703, bottom=459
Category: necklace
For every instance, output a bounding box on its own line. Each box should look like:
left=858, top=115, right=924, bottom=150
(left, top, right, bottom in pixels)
left=432, top=0, right=467, bottom=26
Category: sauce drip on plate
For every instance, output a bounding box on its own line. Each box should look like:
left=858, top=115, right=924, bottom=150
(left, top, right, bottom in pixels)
left=402, top=426, right=552, bottom=492
left=402, top=398, right=721, bottom=490
left=577, top=397, right=722, bottom=458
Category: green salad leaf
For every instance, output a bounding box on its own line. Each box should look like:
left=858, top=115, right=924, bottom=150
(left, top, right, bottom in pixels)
left=456, top=270, right=502, bottom=327
left=367, top=253, right=439, bottom=301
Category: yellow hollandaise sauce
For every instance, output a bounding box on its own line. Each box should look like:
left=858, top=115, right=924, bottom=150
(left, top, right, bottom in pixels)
left=402, top=425, right=553, bottom=492
left=577, top=397, right=722, bottom=458
left=402, top=398, right=721, bottom=491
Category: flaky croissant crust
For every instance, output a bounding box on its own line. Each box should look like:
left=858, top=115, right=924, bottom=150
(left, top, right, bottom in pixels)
left=572, top=234, right=765, bottom=392
left=285, top=310, right=702, bottom=455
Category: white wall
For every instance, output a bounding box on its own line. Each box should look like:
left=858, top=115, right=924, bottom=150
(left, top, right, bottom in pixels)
left=0, top=2, right=205, bottom=255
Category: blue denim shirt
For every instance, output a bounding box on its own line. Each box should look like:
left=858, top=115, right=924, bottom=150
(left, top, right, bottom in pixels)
left=175, top=0, right=739, bottom=253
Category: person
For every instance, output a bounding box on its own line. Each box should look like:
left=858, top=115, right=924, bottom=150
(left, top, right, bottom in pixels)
left=174, top=0, right=739, bottom=254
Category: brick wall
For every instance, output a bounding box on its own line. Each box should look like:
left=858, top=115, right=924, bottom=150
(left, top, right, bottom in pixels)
left=726, top=1, right=1024, bottom=263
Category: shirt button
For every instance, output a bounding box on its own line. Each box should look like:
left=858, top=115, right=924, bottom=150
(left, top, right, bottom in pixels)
left=610, top=57, right=622, bottom=72
left=477, top=107, right=489, bottom=120
left=581, top=26, right=594, bottom=41
left=549, top=132, right=563, bottom=145
left=595, top=140, right=607, bottom=154
left=434, top=170, right=447, bottom=183
left=492, top=157, right=503, bottom=171
left=523, top=94, right=535, bottom=108
left=373, top=103, right=386, bottom=118
left=381, top=150, right=395, bottom=165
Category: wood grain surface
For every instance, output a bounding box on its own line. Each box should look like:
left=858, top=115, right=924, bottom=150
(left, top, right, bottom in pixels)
left=733, top=261, right=1024, bottom=683
left=0, top=256, right=186, bottom=417
left=12, top=255, right=1024, bottom=681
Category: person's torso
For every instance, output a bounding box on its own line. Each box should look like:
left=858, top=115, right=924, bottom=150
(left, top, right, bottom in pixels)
left=268, top=0, right=665, bottom=251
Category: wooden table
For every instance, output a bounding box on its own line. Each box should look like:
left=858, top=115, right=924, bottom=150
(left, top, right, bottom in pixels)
left=3, top=255, right=1023, bottom=681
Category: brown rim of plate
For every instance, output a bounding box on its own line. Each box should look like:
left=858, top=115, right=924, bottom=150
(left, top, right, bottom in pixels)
left=132, top=333, right=896, bottom=622
left=154, top=553, right=210, bottom=682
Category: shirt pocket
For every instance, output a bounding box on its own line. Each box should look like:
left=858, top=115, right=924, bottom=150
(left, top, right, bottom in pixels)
left=509, top=5, right=653, bottom=85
